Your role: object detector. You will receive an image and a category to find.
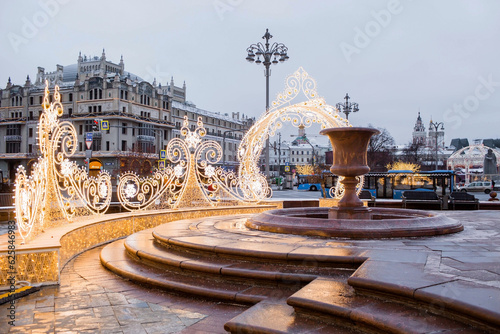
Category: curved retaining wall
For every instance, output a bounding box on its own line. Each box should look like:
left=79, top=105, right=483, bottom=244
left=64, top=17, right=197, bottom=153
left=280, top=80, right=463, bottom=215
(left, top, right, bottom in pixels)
left=0, top=204, right=277, bottom=287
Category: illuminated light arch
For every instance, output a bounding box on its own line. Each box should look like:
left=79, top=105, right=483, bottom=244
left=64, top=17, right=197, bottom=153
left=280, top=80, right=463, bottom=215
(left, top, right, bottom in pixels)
left=237, top=67, right=361, bottom=198
left=447, top=144, right=500, bottom=184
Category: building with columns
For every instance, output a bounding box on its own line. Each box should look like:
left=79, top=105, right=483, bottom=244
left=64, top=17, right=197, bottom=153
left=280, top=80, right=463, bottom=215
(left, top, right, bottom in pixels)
left=0, top=51, right=252, bottom=181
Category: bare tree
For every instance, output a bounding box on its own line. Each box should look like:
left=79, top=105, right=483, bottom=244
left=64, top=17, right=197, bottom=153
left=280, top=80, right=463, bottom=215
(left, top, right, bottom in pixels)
left=367, top=125, right=396, bottom=172
left=401, top=141, right=425, bottom=166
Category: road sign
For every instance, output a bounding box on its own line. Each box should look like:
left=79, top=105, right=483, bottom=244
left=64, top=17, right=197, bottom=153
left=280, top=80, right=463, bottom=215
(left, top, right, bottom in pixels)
left=284, top=166, right=290, bottom=172
left=158, top=160, right=165, bottom=170
left=159, top=150, right=166, bottom=160
left=85, top=132, right=93, bottom=150
left=101, top=120, right=110, bottom=131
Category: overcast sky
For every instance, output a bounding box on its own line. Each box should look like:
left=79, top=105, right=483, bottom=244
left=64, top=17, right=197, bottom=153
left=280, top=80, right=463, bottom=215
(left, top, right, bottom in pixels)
left=1, top=0, right=499, bottom=146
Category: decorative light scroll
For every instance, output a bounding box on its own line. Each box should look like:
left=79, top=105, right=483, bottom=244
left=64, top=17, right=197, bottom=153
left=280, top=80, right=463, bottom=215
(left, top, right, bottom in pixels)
left=237, top=67, right=360, bottom=199
left=14, top=82, right=112, bottom=243
left=117, top=115, right=270, bottom=211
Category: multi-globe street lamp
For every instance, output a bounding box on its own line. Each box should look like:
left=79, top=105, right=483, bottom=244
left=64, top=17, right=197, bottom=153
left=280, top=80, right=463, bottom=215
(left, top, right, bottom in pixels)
left=336, top=93, right=359, bottom=120
left=246, top=28, right=289, bottom=179
left=429, top=121, right=445, bottom=170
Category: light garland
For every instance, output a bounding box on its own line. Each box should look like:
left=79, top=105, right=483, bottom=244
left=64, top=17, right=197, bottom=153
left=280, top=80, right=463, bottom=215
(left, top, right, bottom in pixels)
left=237, top=67, right=362, bottom=199
left=14, top=68, right=363, bottom=244
left=14, top=81, right=112, bottom=243
left=117, top=115, right=271, bottom=211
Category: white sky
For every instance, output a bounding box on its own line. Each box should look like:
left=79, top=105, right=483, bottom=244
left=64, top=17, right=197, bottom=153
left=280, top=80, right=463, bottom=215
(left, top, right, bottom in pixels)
left=1, top=0, right=499, bottom=145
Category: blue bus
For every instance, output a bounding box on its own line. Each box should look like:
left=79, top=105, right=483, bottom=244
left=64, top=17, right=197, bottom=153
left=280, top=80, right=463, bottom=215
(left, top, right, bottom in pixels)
left=297, top=174, right=322, bottom=191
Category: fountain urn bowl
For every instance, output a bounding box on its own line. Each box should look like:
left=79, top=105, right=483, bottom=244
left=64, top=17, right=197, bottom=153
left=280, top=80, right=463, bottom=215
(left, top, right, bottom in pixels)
left=320, top=127, right=380, bottom=219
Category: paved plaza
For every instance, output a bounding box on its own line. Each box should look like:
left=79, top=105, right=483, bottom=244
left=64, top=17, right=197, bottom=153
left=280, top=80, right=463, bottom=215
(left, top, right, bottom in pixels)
left=1, top=208, right=499, bottom=333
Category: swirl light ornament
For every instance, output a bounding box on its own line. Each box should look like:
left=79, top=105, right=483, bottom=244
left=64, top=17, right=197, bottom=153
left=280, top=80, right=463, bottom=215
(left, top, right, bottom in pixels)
left=14, top=82, right=112, bottom=243
left=237, top=67, right=362, bottom=198
left=117, top=115, right=270, bottom=211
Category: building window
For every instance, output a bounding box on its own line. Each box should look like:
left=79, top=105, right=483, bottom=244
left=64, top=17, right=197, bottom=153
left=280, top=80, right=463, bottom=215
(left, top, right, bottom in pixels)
left=79, top=124, right=83, bottom=135
left=7, top=124, right=21, bottom=135
left=106, top=141, right=110, bottom=151
left=68, top=108, right=72, bottom=117
left=28, top=144, right=33, bottom=153
left=30, top=96, right=34, bottom=105
left=39, top=96, right=43, bottom=104
left=79, top=142, right=82, bottom=151
left=29, top=111, right=33, bottom=120
left=29, top=128, right=33, bottom=137
left=122, top=140, right=127, bottom=151
left=6, top=142, right=21, bottom=153
left=69, top=93, right=73, bottom=102
left=122, top=123, right=127, bottom=134
left=84, top=120, right=93, bottom=133
left=88, top=106, right=92, bottom=113
left=92, top=138, right=101, bottom=151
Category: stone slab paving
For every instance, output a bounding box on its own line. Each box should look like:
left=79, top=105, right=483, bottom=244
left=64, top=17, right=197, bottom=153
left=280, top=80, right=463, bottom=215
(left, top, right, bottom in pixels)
left=0, top=246, right=246, bottom=333
left=1, top=210, right=500, bottom=333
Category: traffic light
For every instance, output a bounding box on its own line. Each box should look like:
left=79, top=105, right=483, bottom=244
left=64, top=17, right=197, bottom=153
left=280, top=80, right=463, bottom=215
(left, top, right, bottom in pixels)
left=92, top=119, right=100, bottom=131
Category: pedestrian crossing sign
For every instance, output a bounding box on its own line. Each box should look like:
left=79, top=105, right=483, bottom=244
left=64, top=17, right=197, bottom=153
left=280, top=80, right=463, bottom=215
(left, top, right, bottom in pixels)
left=101, top=120, right=110, bottom=131
left=158, top=160, right=165, bottom=170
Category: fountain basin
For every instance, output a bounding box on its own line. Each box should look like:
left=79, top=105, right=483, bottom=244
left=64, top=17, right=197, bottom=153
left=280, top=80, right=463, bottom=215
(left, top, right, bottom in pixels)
left=246, top=207, right=463, bottom=238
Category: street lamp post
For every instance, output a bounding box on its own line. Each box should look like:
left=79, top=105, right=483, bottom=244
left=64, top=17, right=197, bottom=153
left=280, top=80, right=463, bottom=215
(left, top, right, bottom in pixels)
left=336, top=93, right=359, bottom=120
left=429, top=121, right=444, bottom=170
left=246, top=28, right=289, bottom=179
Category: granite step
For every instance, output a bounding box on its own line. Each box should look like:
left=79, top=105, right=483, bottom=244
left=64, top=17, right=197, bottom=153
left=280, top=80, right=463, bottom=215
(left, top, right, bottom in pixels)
left=286, top=277, right=487, bottom=334
left=100, top=240, right=300, bottom=304
left=348, top=260, right=500, bottom=331
left=224, top=298, right=363, bottom=334
left=124, top=229, right=354, bottom=284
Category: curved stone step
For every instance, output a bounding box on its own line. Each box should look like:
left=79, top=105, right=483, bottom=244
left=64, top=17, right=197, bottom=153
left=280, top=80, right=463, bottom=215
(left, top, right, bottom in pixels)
left=286, top=278, right=485, bottom=334
left=124, top=229, right=353, bottom=284
left=348, top=260, right=500, bottom=331
left=100, top=240, right=299, bottom=304
left=152, top=224, right=366, bottom=268
left=224, top=299, right=362, bottom=334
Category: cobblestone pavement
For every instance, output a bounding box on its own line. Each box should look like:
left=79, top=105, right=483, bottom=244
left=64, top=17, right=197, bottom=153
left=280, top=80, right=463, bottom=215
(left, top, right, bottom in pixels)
left=2, top=209, right=500, bottom=333
left=0, top=246, right=246, bottom=333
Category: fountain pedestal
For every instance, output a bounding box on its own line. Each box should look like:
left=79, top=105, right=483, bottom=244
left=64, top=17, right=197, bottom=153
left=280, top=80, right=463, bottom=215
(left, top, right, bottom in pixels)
left=320, top=127, right=380, bottom=220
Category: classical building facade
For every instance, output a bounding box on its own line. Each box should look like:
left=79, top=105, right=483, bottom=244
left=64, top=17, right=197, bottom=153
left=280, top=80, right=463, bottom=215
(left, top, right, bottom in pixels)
left=0, top=51, right=252, bottom=181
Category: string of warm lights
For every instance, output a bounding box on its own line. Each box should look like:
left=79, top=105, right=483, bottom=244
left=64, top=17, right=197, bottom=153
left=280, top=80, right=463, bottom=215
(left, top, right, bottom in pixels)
left=14, top=68, right=362, bottom=244
left=14, top=81, right=112, bottom=243
left=118, top=115, right=271, bottom=211
left=237, top=67, right=363, bottom=199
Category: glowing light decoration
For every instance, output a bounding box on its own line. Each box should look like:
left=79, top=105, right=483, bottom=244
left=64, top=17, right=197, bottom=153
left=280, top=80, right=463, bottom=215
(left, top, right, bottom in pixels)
left=236, top=67, right=362, bottom=199
left=117, top=115, right=270, bottom=211
left=14, top=82, right=112, bottom=243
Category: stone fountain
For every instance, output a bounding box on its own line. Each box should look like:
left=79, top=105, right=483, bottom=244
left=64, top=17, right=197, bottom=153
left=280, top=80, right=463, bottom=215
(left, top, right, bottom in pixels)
left=320, top=127, right=379, bottom=220
left=246, top=127, right=463, bottom=238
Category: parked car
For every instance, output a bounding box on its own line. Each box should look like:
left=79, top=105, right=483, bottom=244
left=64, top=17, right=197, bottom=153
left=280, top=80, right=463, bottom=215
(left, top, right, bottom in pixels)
left=459, top=181, right=493, bottom=194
